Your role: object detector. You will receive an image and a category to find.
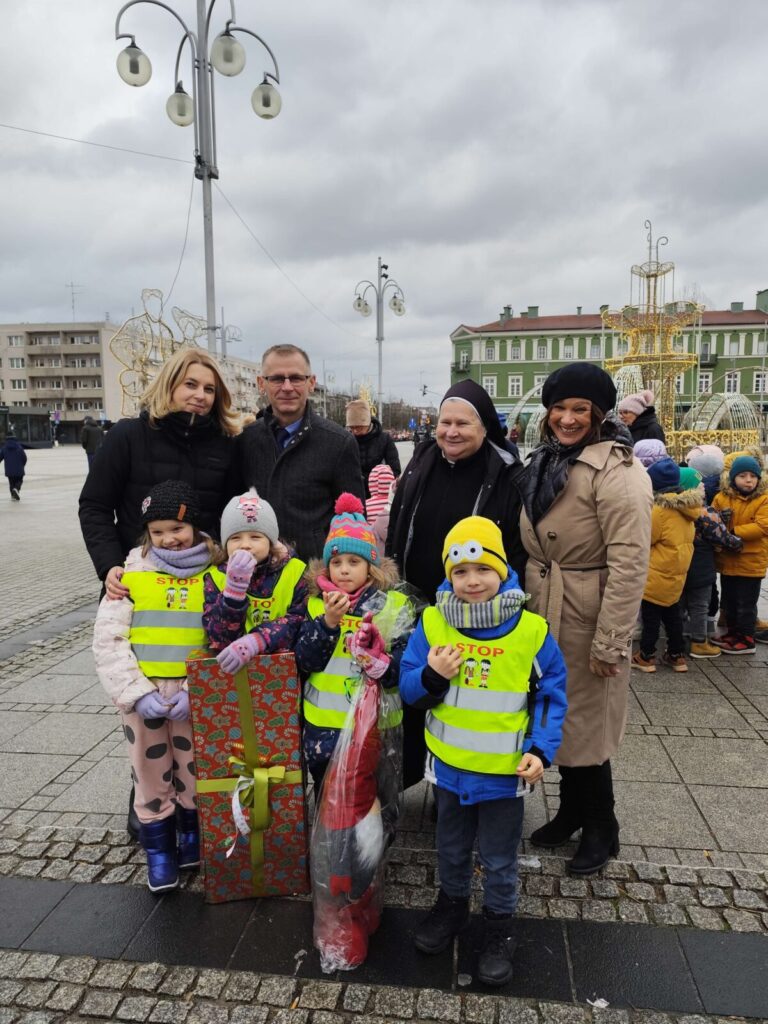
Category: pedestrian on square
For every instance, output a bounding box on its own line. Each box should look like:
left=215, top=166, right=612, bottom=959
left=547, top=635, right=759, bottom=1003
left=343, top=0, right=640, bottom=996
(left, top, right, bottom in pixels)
left=345, top=400, right=401, bottom=498
left=617, top=389, right=666, bottom=443
left=93, top=480, right=222, bottom=893
left=399, top=517, right=567, bottom=985
left=240, top=345, right=365, bottom=562
left=0, top=435, right=27, bottom=501
left=80, top=415, right=104, bottom=468
left=519, top=363, right=652, bottom=875
left=203, top=488, right=309, bottom=667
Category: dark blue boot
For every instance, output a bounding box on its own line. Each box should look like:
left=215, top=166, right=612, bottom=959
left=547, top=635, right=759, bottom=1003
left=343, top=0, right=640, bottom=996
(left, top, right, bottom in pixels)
left=139, top=815, right=179, bottom=893
left=176, top=807, right=200, bottom=870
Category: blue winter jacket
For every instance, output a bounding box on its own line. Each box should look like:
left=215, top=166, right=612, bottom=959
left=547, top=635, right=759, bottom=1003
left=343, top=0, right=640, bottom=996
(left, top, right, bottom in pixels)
left=399, top=569, right=568, bottom=805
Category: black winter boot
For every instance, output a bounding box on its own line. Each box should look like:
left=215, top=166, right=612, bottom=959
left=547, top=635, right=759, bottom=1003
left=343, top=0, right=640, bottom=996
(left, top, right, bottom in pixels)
left=568, top=761, right=619, bottom=876
left=413, top=889, right=470, bottom=954
left=127, top=782, right=140, bottom=842
left=176, top=807, right=200, bottom=870
left=530, top=767, right=580, bottom=848
left=477, top=909, right=516, bottom=987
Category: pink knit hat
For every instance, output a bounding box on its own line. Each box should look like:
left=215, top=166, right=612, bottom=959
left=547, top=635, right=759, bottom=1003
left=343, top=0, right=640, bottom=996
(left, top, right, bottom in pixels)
left=323, top=493, right=379, bottom=565
left=618, top=389, right=654, bottom=416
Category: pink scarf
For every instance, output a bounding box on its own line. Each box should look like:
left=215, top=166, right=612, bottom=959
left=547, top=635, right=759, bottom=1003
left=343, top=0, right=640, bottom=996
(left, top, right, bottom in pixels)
left=315, top=571, right=369, bottom=607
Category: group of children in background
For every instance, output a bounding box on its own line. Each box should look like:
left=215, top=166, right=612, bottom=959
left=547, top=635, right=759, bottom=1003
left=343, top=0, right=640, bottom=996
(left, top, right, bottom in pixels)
left=632, top=442, right=768, bottom=672
left=94, top=462, right=563, bottom=987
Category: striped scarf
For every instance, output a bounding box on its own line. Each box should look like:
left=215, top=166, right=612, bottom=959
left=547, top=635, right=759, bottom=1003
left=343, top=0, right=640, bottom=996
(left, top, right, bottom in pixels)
left=435, top=588, right=527, bottom=630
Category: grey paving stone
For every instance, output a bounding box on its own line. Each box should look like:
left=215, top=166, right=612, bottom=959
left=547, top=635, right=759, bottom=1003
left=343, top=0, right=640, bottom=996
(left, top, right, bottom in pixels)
left=374, top=988, right=415, bottom=1017
left=416, top=988, right=461, bottom=1021
left=651, top=904, right=688, bottom=926
left=591, top=879, right=620, bottom=898
left=558, top=878, right=589, bottom=898
left=0, top=753, right=77, bottom=806
left=689, top=786, right=768, bottom=852
left=517, top=895, right=547, bottom=917
left=592, top=1011, right=631, bottom=1024
left=624, top=882, right=656, bottom=902
left=44, top=982, right=84, bottom=1013
left=665, top=866, right=698, bottom=885
left=662, top=884, right=697, bottom=905
left=220, top=973, right=260, bottom=1003
left=540, top=1002, right=587, bottom=1024
left=723, top=908, right=764, bottom=931
left=687, top=907, right=725, bottom=930
left=40, top=860, right=72, bottom=880
left=661, top=736, right=768, bottom=787
left=0, top=980, right=23, bottom=1003
left=257, top=977, right=296, bottom=1006
left=191, top=969, right=229, bottom=999
left=271, top=1011, right=309, bottom=1024
left=187, top=1008, right=230, bottom=1024
left=581, top=900, right=617, bottom=922
left=465, top=994, right=499, bottom=1023
left=526, top=875, right=555, bottom=896
left=618, top=899, right=649, bottom=923
left=148, top=1001, right=192, bottom=1023
left=549, top=899, right=580, bottom=919
left=342, top=985, right=371, bottom=1012
left=498, top=1000, right=540, bottom=1024
left=0, top=951, right=30, bottom=976
left=730, top=868, right=767, bottom=889
left=100, top=864, right=136, bottom=883
left=129, top=964, right=168, bottom=993
left=698, top=867, right=733, bottom=887
left=17, top=981, right=57, bottom=1008
left=91, top=962, right=134, bottom=989
left=229, top=1009, right=269, bottom=1024
left=634, top=862, right=665, bottom=883
left=601, top=861, right=632, bottom=880
left=68, top=862, right=103, bottom=882
left=54, top=757, right=131, bottom=814
left=18, top=955, right=58, bottom=980
left=5, top=713, right=116, bottom=756
left=699, top=887, right=729, bottom=907
left=81, top=989, right=122, bottom=1018
left=615, top=782, right=713, bottom=848
left=298, top=983, right=341, bottom=1011
left=116, top=995, right=158, bottom=1021
left=611, top=734, right=679, bottom=783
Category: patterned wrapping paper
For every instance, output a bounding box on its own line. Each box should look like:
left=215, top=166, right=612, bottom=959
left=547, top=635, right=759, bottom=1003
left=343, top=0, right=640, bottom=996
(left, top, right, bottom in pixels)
left=186, top=651, right=310, bottom=903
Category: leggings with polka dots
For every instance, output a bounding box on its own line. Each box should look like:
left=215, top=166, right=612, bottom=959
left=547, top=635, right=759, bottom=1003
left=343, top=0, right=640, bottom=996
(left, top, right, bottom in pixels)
left=121, top=679, right=197, bottom=823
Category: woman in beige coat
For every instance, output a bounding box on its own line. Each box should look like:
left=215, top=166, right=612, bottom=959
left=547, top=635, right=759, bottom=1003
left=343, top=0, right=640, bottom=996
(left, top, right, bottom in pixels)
left=519, top=364, right=652, bottom=874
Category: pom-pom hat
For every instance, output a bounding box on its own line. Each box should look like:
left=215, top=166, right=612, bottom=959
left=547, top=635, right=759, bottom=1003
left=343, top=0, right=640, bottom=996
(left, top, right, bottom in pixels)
left=323, top=493, right=379, bottom=565
left=220, top=489, right=279, bottom=547
left=540, top=363, right=616, bottom=414
left=618, top=389, right=655, bottom=416
left=442, top=516, right=508, bottom=581
left=729, top=455, right=762, bottom=482
left=646, top=457, right=680, bottom=493
left=141, top=479, right=201, bottom=526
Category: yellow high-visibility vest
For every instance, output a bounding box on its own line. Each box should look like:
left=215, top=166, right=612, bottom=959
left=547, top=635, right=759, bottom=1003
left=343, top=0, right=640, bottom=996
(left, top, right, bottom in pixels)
left=123, top=570, right=208, bottom=678
left=303, top=591, right=410, bottom=731
left=207, top=557, right=306, bottom=631
left=421, top=606, right=547, bottom=775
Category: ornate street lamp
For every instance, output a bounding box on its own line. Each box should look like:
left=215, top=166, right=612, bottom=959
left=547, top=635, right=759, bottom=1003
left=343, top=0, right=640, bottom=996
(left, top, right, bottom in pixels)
left=115, top=0, right=282, bottom=352
left=353, top=257, right=405, bottom=417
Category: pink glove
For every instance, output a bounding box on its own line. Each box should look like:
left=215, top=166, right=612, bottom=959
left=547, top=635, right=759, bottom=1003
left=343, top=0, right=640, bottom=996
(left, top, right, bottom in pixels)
left=134, top=691, right=170, bottom=719
left=349, top=616, right=391, bottom=679
left=223, top=550, right=256, bottom=601
left=165, top=690, right=190, bottom=721
left=216, top=632, right=266, bottom=674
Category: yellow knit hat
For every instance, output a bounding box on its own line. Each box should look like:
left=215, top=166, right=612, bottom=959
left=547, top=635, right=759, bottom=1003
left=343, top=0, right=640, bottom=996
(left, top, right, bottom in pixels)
left=442, top=516, right=508, bottom=581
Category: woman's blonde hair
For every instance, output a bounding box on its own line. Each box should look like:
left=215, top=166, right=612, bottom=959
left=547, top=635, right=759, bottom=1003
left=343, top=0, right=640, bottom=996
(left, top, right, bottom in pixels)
left=140, top=526, right=223, bottom=564
left=141, top=348, right=241, bottom=436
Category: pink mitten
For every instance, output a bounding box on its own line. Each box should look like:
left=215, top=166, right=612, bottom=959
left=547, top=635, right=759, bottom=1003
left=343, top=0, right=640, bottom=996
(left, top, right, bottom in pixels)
left=216, top=632, right=266, bottom=674
left=350, top=617, right=391, bottom=679
left=223, top=549, right=256, bottom=601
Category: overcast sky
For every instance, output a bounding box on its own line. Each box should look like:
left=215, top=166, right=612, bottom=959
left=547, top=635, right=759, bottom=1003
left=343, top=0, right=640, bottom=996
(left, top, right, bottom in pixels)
left=2, top=1, right=767, bottom=405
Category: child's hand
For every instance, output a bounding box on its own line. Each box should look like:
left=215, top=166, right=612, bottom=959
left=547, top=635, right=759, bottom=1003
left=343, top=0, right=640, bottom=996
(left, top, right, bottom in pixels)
left=165, top=690, right=190, bottom=721
left=223, top=550, right=256, bottom=600
left=216, top=633, right=266, bottom=674
left=322, top=591, right=351, bottom=629
left=350, top=615, right=390, bottom=679
left=516, top=752, right=544, bottom=784
left=428, top=644, right=462, bottom=680
left=134, top=691, right=170, bottom=718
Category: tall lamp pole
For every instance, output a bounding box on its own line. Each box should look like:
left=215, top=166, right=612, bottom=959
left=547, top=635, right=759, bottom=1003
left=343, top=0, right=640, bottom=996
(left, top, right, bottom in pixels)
left=353, top=257, right=405, bottom=418
left=114, top=0, right=281, bottom=354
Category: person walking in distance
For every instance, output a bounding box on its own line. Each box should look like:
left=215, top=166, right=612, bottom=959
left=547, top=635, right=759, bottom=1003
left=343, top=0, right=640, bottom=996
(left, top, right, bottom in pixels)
left=0, top=434, right=26, bottom=501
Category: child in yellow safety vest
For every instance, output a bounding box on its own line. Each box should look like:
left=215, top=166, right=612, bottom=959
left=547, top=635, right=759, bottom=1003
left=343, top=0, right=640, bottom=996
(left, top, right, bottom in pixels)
left=93, top=479, right=222, bottom=894
left=295, top=493, right=411, bottom=789
left=399, top=516, right=567, bottom=987
left=203, top=489, right=309, bottom=670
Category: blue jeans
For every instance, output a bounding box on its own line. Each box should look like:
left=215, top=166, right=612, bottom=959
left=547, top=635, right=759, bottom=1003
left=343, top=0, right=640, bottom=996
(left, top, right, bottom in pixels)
left=435, top=787, right=524, bottom=915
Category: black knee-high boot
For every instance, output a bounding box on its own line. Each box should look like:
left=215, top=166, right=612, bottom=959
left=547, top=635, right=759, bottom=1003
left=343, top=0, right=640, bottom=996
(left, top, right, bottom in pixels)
left=568, top=761, right=619, bottom=875
left=530, top=766, right=581, bottom=848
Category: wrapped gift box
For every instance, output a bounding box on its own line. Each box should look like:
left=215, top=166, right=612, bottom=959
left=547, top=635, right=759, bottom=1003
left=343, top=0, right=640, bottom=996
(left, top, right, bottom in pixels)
left=186, top=651, right=310, bottom=903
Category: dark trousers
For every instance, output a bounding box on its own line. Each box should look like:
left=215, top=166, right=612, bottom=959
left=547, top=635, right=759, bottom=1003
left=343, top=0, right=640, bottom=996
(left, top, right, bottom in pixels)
left=681, top=583, right=712, bottom=642
left=7, top=476, right=22, bottom=494
left=640, top=598, right=685, bottom=659
left=720, top=575, right=761, bottom=637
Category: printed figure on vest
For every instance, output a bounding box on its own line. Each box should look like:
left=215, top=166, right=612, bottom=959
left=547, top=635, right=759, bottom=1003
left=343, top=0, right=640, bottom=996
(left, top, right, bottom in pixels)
left=240, top=345, right=365, bottom=562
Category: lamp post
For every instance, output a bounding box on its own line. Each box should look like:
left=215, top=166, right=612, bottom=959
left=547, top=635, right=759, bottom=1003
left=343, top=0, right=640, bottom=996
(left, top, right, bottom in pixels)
left=353, top=256, right=405, bottom=418
left=114, top=0, right=281, bottom=353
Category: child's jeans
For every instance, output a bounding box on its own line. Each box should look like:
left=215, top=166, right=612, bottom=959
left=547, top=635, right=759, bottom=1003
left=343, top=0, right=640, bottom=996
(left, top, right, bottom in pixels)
left=720, top=576, right=761, bottom=636
left=435, top=787, right=524, bottom=916
left=681, top=584, right=712, bottom=642
left=639, top=599, right=685, bottom=659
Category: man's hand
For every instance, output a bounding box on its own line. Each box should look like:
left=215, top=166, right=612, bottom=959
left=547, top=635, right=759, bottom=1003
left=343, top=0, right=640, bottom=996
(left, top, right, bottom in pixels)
left=427, top=644, right=463, bottom=680
left=516, top=752, right=544, bottom=784
left=322, top=591, right=351, bottom=629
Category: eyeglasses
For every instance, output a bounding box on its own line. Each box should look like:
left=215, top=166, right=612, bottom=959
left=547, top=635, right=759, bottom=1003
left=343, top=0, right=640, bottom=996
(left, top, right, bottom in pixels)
left=263, top=374, right=312, bottom=386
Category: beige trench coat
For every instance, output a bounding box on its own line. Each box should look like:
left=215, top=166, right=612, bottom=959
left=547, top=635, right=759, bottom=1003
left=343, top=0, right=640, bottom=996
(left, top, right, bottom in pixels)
left=520, top=441, right=652, bottom=766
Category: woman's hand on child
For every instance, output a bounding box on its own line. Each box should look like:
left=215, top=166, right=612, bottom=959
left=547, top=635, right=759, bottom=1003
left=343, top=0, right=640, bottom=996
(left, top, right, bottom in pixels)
left=350, top=616, right=390, bottom=679
left=105, top=565, right=130, bottom=601
left=165, top=690, right=190, bottom=721
left=134, top=691, right=170, bottom=718
left=216, top=632, right=266, bottom=674
left=428, top=644, right=463, bottom=680
left=223, top=549, right=256, bottom=600
left=322, top=591, right=351, bottom=629
left=516, top=752, right=544, bottom=784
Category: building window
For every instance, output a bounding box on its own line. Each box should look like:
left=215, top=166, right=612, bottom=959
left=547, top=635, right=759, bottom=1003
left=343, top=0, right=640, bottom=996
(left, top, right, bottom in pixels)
left=8, top=335, right=23, bottom=347
left=459, top=350, right=469, bottom=370
left=11, top=401, right=29, bottom=407
left=698, top=371, right=712, bottom=394
left=508, top=375, right=523, bottom=397
left=536, top=342, right=547, bottom=360
left=756, top=336, right=767, bottom=355
left=701, top=338, right=711, bottom=358
left=510, top=343, right=521, bottom=360
left=481, top=375, right=497, bottom=397
left=672, top=337, right=684, bottom=353
left=589, top=339, right=600, bottom=358
left=533, top=374, right=547, bottom=387
left=563, top=341, right=574, bottom=360
left=10, top=379, right=26, bottom=390
left=728, top=337, right=739, bottom=355
left=725, top=371, right=740, bottom=394
left=484, top=343, right=495, bottom=360
left=753, top=372, right=768, bottom=394
left=9, top=357, right=25, bottom=369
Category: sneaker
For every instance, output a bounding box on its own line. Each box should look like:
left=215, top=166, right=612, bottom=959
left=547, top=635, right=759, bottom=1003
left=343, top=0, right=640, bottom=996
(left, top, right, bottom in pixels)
left=755, top=630, right=768, bottom=645
left=755, top=618, right=768, bottom=631
left=719, top=635, right=756, bottom=655
left=10, top=488, right=20, bottom=501
left=710, top=633, right=735, bottom=648
left=631, top=651, right=656, bottom=673
left=661, top=651, right=688, bottom=673
left=689, top=640, right=722, bottom=659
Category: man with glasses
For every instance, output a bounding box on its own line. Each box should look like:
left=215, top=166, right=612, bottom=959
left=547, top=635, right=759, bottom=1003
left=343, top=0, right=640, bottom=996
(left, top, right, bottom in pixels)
left=241, top=344, right=364, bottom=560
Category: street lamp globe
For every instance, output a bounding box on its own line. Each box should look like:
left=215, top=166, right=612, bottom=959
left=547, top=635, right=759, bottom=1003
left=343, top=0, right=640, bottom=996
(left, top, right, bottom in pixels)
left=210, top=31, right=246, bottom=76
left=116, top=43, right=152, bottom=86
left=361, top=301, right=372, bottom=317
left=389, top=295, right=405, bottom=315
left=353, top=296, right=365, bottom=313
left=251, top=80, right=282, bottom=119
left=166, top=83, right=194, bottom=126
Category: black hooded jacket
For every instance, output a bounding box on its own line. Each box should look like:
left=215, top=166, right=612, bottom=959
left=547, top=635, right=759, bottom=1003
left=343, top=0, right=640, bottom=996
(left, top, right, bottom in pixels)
left=629, top=407, right=665, bottom=444
left=354, top=417, right=401, bottom=495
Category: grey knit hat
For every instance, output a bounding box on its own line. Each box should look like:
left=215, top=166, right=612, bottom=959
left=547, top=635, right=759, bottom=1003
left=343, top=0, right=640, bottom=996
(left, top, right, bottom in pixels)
left=220, top=489, right=279, bottom=547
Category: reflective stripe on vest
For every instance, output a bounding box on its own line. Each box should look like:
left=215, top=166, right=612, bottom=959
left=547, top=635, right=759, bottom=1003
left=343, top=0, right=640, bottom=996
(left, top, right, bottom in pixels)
left=303, top=591, right=408, bottom=731
left=421, top=606, right=548, bottom=775
left=123, top=570, right=207, bottom=678
left=207, top=557, right=306, bottom=631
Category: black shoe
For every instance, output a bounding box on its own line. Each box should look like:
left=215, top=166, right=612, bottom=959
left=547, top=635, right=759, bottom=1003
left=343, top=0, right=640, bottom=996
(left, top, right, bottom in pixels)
left=568, top=824, right=619, bottom=875
left=477, top=911, right=516, bottom=987
left=413, top=889, right=469, bottom=954
left=529, top=808, right=580, bottom=848
left=127, top=783, right=141, bottom=842
left=11, top=488, right=20, bottom=501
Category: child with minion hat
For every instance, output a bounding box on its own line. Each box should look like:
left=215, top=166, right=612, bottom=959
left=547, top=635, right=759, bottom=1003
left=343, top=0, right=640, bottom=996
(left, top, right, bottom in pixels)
left=399, top=516, right=567, bottom=987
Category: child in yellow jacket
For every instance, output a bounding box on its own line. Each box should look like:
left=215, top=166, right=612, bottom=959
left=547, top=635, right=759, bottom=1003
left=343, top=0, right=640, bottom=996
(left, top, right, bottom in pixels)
left=712, top=455, right=768, bottom=654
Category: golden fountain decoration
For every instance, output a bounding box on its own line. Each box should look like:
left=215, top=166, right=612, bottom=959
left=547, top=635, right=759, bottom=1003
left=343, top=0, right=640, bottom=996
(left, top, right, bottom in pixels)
left=602, top=223, right=760, bottom=459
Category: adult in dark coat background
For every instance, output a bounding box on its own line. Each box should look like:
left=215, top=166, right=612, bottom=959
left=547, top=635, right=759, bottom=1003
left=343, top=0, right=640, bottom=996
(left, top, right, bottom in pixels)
left=80, top=416, right=104, bottom=468
left=0, top=435, right=27, bottom=500
left=345, top=399, right=401, bottom=496
left=240, top=344, right=365, bottom=562
left=617, top=389, right=666, bottom=443
left=386, top=378, right=526, bottom=787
